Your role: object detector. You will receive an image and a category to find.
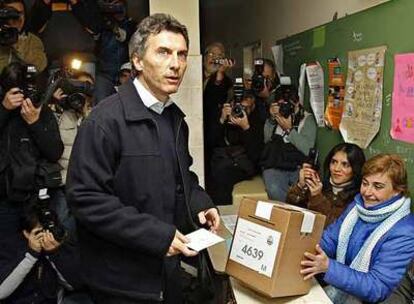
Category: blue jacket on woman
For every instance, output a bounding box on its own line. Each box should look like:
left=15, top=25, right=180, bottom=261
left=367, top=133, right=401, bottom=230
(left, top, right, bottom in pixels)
left=321, top=194, right=414, bottom=303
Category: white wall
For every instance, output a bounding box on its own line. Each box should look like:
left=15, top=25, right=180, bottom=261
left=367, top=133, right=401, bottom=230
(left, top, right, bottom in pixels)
left=202, top=0, right=390, bottom=64
left=150, top=0, right=205, bottom=185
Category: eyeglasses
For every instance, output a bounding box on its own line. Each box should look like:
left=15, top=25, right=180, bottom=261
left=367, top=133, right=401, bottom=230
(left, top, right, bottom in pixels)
left=206, top=52, right=224, bottom=59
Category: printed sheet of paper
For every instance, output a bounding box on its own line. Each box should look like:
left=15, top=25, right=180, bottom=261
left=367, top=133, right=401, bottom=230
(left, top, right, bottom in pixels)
left=390, top=53, right=414, bottom=143
left=306, top=62, right=325, bottom=126
left=185, top=228, right=224, bottom=252
left=229, top=218, right=281, bottom=278
left=340, top=46, right=387, bottom=148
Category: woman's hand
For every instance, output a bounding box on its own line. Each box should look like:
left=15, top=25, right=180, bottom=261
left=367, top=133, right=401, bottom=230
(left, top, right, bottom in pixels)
left=300, top=244, right=329, bottom=280
left=298, top=163, right=315, bottom=188
left=304, top=170, right=322, bottom=197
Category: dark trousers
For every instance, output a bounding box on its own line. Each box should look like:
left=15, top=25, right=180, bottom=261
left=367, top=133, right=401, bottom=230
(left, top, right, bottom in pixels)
left=92, top=257, right=183, bottom=304
left=208, top=159, right=249, bottom=205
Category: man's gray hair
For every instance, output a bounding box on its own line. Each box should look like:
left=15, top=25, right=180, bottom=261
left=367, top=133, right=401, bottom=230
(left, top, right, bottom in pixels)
left=129, top=13, right=189, bottom=63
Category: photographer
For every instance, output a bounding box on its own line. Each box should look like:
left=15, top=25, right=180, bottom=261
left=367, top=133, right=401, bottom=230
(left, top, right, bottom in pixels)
left=0, top=62, right=63, bottom=234
left=0, top=201, right=89, bottom=304
left=70, top=0, right=136, bottom=103
left=49, top=70, right=94, bottom=233
left=0, top=0, right=47, bottom=73
left=207, top=87, right=264, bottom=205
left=260, top=84, right=316, bottom=202
left=203, top=42, right=235, bottom=183
left=251, top=58, right=278, bottom=123
left=28, top=0, right=136, bottom=103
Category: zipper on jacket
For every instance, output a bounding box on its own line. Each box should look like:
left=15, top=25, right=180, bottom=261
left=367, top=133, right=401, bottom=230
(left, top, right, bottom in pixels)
left=175, top=118, right=198, bottom=230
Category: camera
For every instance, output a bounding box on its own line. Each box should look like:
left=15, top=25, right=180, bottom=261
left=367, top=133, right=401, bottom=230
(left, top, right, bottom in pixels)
left=212, top=58, right=234, bottom=65
left=251, top=58, right=273, bottom=95
left=97, top=0, right=126, bottom=15
left=277, top=100, right=295, bottom=118
left=272, top=78, right=297, bottom=118
left=0, top=6, right=20, bottom=46
left=306, top=148, right=319, bottom=170
left=36, top=190, right=66, bottom=243
left=42, top=66, right=94, bottom=112
left=231, top=77, right=245, bottom=118
left=21, top=65, right=42, bottom=108
left=0, top=62, right=42, bottom=107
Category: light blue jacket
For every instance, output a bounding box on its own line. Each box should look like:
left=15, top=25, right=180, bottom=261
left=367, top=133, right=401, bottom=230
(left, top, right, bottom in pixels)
left=321, top=194, right=414, bottom=303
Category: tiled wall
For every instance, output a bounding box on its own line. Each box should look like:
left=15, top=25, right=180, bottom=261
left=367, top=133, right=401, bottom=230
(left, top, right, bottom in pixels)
left=172, top=55, right=205, bottom=187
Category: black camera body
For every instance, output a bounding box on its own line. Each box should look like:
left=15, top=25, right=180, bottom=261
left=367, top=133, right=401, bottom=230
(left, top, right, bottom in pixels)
left=0, top=6, right=19, bottom=46
left=251, top=58, right=273, bottom=95
left=307, top=148, right=319, bottom=170
left=231, top=77, right=245, bottom=118
left=21, top=65, right=42, bottom=108
left=43, top=68, right=94, bottom=112
left=277, top=100, right=295, bottom=118
left=36, top=192, right=66, bottom=243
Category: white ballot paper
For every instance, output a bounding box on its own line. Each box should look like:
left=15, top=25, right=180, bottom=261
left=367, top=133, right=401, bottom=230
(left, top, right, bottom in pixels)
left=229, top=218, right=281, bottom=278
left=185, top=228, right=224, bottom=252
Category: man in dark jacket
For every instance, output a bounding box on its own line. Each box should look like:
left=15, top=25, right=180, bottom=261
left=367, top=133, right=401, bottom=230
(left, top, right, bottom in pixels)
left=207, top=90, right=264, bottom=204
left=0, top=62, right=64, bottom=235
left=66, top=13, right=219, bottom=304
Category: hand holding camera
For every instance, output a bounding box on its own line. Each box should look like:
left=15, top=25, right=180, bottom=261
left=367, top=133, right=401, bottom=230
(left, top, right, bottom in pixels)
left=23, top=227, right=44, bottom=253
left=2, top=87, right=24, bottom=110
left=228, top=106, right=249, bottom=130
left=20, top=98, right=41, bottom=125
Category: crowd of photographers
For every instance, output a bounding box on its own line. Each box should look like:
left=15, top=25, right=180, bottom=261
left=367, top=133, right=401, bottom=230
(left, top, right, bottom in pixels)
left=0, top=0, right=411, bottom=302
left=0, top=0, right=133, bottom=303
left=203, top=42, right=317, bottom=205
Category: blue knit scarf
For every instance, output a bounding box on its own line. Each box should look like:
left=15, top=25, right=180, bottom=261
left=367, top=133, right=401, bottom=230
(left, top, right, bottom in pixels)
left=325, top=194, right=411, bottom=303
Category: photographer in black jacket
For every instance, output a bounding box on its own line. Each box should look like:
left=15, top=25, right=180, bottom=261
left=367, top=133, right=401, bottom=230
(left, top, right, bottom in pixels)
left=207, top=86, right=264, bottom=204
left=0, top=62, right=63, bottom=234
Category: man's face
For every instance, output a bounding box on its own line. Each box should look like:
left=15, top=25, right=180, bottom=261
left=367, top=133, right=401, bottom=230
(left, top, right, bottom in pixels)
left=262, top=64, right=275, bottom=83
left=133, top=30, right=188, bottom=102
left=119, top=69, right=131, bottom=84
left=6, top=2, right=25, bottom=32
left=204, top=46, right=224, bottom=75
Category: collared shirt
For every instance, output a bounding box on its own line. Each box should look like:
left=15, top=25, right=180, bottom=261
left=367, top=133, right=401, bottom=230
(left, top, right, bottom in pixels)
left=133, top=78, right=173, bottom=114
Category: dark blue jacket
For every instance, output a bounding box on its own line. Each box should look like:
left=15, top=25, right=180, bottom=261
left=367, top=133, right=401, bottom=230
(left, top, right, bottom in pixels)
left=321, top=195, right=414, bottom=303
left=66, top=80, right=215, bottom=301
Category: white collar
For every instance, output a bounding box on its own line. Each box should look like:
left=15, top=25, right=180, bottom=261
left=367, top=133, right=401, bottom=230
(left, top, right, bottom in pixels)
left=133, top=78, right=173, bottom=114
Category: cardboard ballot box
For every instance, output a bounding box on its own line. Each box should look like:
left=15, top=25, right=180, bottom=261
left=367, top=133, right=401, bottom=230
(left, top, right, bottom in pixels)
left=225, top=198, right=326, bottom=298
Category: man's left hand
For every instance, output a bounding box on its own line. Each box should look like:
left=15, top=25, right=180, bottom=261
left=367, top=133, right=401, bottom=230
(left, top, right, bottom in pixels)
left=198, top=208, right=220, bottom=233
left=20, top=99, right=41, bottom=125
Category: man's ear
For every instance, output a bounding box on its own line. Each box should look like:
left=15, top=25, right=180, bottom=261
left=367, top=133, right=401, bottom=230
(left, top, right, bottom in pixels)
left=132, top=55, right=143, bottom=72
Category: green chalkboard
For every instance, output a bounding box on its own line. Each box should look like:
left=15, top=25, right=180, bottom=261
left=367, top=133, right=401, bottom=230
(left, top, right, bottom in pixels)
left=277, top=0, right=414, bottom=196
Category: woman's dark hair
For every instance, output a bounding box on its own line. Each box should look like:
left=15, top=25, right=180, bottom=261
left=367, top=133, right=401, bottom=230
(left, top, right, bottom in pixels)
left=323, top=143, right=366, bottom=187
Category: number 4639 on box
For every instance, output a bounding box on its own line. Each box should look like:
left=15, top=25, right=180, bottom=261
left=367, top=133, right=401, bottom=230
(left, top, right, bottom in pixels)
left=229, top=218, right=281, bottom=278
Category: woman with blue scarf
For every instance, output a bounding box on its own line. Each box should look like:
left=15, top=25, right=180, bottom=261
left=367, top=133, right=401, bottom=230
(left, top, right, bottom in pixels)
left=300, top=154, right=414, bottom=303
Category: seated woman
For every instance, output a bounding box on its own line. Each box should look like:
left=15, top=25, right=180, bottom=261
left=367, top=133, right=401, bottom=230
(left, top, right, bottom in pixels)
left=286, top=143, right=365, bottom=226
left=301, top=154, right=414, bottom=303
